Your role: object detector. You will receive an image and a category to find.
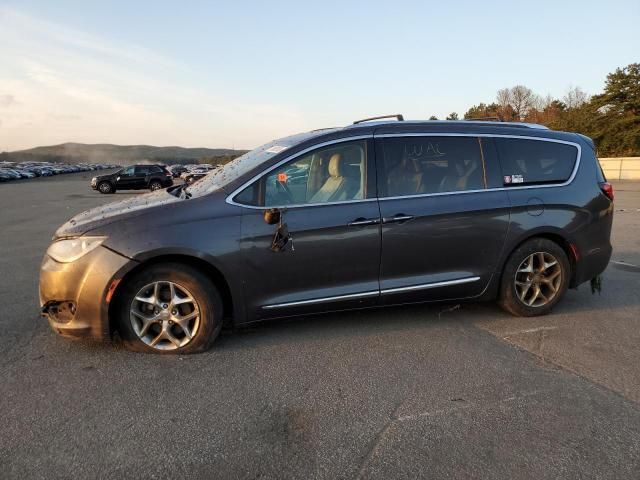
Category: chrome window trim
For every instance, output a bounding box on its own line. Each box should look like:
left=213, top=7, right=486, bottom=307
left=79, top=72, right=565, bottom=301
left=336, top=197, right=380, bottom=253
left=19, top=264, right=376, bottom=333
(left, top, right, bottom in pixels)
left=262, top=276, right=481, bottom=309
left=226, top=135, right=373, bottom=210
left=376, top=133, right=581, bottom=201
left=380, top=276, right=480, bottom=294
left=263, top=290, right=378, bottom=309
left=226, top=132, right=581, bottom=208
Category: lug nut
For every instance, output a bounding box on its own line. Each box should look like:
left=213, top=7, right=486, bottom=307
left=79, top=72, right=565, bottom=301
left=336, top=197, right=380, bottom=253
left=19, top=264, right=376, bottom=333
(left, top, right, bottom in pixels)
left=171, top=309, right=177, bottom=315
left=162, top=304, right=168, bottom=309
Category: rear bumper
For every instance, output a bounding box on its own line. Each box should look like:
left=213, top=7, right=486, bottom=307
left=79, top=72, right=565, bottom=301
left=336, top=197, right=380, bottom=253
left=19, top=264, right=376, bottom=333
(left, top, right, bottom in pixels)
left=573, top=244, right=612, bottom=287
left=39, top=246, right=136, bottom=339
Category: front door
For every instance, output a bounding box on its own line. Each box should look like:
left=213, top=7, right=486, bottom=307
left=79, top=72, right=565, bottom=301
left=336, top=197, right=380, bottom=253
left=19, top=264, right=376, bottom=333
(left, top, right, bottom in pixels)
left=375, top=134, right=510, bottom=304
left=235, top=138, right=382, bottom=320
left=115, top=166, right=138, bottom=189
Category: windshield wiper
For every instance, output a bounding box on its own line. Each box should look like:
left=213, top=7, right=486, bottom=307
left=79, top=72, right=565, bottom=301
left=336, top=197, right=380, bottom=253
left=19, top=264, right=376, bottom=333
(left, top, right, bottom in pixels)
left=168, top=184, right=191, bottom=199
left=179, top=184, right=192, bottom=199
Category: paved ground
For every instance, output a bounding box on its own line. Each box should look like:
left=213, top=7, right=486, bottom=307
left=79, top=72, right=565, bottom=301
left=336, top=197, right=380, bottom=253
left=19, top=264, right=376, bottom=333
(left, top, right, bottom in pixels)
left=1, top=173, right=640, bottom=479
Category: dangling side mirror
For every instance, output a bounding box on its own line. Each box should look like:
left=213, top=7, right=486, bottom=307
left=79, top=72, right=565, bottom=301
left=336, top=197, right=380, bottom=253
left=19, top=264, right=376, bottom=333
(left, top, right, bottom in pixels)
left=263, top=208, right=280, bottom=225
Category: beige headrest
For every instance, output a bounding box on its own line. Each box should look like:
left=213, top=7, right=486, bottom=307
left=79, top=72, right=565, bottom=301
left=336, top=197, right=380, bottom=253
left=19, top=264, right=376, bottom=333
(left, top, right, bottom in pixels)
left=328, top=154, right=343, bottom=177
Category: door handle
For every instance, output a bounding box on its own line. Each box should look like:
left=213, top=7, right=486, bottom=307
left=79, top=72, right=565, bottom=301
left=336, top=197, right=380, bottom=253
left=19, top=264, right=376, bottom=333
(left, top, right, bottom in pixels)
left=382, top=214, right=414, bottom=224
left=348, top=217, right=381, bottom=227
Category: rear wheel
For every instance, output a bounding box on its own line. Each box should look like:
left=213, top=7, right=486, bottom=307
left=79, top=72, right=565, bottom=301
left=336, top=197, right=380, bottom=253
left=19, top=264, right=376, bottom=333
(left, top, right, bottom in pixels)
left=98, top=181, right=113, bottom=194
left=149, top=180, right=162, bottom=191
left=499, top=238, right=570, bottom=317
left=117, top=263, right=223, bottom=353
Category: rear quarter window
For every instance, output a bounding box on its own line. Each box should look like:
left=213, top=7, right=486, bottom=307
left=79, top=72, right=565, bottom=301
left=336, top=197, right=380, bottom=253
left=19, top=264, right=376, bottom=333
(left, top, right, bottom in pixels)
left=496, top=138, right=578, bottom=186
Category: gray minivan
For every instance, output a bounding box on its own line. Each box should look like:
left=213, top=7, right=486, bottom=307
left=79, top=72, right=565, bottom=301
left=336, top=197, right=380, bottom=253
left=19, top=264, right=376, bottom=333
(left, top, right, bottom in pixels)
left=40, top=116, right=613, bottom=353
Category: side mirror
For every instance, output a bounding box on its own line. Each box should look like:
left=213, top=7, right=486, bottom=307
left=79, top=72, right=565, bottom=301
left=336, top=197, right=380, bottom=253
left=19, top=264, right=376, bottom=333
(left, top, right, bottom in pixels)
left=116, top=176, right=121, bottom=181
left=263, top=209, right=280, bottom=225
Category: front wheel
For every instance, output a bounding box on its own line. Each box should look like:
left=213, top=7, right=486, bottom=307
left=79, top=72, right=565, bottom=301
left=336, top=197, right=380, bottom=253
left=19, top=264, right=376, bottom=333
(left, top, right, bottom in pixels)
left=499, top=238, right=570, bottom=317
left=116, top=263, right=223, bottom=353
left=98, top=181, right=113, bottom=194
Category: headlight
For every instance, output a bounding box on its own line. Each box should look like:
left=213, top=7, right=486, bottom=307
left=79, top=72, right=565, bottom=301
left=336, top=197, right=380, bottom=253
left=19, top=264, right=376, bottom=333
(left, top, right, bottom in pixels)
left=46, top=237, right=106, bottom=263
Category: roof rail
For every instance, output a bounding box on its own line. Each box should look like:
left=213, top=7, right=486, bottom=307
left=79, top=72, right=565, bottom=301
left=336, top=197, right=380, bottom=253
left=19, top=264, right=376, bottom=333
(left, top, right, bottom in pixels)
left=465, top=116, right=500, bottom=122
left=462, top=119, right=549, bottom=130
left=353, top=114, right=404, bottom=124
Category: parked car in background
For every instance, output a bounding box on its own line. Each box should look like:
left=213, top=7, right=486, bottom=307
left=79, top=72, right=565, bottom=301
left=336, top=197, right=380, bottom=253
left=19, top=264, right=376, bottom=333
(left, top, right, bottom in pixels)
left=182, top=169, right=209, bottom=184
left=0, top=161, right=117, bottom=183
left=168, top=165, right=188, bottom=178
left=40, top=115, right=613, bottom=354
left=91, top=164, right=173, bottom=193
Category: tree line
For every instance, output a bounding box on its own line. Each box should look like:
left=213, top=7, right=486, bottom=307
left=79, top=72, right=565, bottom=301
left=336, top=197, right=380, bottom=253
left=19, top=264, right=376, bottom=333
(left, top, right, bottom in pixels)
left=436, top=63, right=640, bottom=157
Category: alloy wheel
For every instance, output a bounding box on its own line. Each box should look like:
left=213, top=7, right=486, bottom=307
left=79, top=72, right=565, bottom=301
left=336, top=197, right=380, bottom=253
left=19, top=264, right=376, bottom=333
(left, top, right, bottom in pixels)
left=129, top=281, right=201, bottom=350
left=99, top=182, right=111, bottom=193
left=514, top=251, right=562, bottom=307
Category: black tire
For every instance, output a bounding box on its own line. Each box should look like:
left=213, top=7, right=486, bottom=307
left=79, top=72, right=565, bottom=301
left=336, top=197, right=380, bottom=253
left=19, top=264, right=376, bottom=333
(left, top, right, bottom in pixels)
left=116, top=263, right=223, bottom=354
left=98, top=181, right=113, bottom=194
left=149, top=180, right=162, bottom=191
left=498, top=238, right=570, bottom=317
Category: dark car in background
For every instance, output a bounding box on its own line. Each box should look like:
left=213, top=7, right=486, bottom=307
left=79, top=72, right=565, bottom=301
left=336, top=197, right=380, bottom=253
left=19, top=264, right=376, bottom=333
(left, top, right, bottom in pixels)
left=91, top=164, right=173, bottom=193
left=41, top=116, right=613, bottom=354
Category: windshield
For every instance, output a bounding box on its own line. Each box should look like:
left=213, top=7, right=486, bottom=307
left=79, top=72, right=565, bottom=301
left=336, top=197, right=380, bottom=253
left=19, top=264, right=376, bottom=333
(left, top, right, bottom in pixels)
left=184, top=129, right=338, bottom=198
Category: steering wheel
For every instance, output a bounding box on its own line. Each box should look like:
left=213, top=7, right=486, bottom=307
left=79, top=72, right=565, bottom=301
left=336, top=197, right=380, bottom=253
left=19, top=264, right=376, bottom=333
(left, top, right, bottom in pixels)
left=275, top=179, right=295, bottom=204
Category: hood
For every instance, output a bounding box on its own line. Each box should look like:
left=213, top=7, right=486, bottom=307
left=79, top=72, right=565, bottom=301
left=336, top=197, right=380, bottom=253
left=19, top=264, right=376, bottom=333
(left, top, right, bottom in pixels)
left=55, top=189, right=181, bottom=239
left=94, top=172, right=115, bottom=180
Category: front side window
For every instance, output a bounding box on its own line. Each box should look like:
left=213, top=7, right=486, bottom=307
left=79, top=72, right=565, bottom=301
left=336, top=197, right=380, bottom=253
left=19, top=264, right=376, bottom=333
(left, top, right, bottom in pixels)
left=259, top=140, right=367, bottom=207
left=380, top=136, right=485, bottom=197
left=122, top=166, right=135, bottom=176
left=496, top=138, right=578, bottom=186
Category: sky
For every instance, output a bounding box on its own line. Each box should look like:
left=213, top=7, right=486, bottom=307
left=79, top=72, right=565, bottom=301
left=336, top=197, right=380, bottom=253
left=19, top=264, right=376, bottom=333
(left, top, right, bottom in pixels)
left=0, top=0, right=638, bottom=151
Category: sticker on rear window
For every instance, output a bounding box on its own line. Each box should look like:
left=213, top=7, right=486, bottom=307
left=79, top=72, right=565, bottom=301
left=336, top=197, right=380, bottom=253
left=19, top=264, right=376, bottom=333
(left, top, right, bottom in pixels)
left=512, top=174, right=524, bottom=183
left=266, top=145, right=288, bottom=154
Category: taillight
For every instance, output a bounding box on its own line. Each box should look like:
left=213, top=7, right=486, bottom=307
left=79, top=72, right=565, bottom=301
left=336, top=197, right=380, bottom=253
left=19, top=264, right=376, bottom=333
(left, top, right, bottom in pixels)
left=599, top=182, right=614, bottom=201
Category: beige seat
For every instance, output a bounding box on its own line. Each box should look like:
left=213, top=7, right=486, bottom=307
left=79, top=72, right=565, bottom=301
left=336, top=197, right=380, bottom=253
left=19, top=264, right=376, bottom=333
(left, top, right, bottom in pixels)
left=439, top=157, right=480, bottom=192
left=309, top=154, right=359, bottom=203
left=387, top=157, right=423, bottom=196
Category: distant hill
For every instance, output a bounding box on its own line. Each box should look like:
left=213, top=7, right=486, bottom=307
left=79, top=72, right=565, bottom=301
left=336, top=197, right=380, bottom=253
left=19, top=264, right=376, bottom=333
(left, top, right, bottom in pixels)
left=1, top=142, right=248, bottom=166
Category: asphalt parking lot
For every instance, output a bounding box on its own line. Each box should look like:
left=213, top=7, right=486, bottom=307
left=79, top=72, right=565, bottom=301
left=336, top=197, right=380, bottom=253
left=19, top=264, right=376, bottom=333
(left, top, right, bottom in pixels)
left=1, top=172, right=640, bottom=479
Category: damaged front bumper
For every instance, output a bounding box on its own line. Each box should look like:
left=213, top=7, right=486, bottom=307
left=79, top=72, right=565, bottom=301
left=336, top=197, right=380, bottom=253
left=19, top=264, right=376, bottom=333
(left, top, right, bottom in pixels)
left=39, top=245, right=134, bottom=339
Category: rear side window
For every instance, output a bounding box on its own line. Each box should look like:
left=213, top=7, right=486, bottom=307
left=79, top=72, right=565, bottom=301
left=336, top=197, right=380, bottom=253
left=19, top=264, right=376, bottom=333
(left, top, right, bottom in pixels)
left=496, top=138, right=578, bottom=186
left=379, top=136, right=486, bottom=197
